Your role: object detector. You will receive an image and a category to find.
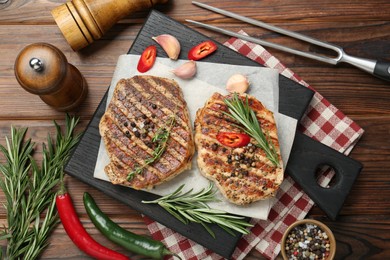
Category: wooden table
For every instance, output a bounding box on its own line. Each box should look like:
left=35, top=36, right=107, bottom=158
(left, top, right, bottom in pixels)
left=0, top=0, right=389, bottom=259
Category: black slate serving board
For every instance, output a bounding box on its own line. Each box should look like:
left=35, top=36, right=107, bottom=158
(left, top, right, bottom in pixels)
left=65, top=10, right=362, bottom=258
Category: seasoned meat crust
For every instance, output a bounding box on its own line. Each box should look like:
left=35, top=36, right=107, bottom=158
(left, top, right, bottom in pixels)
left=194, top=92, right=283, bottom=205
left=99, top=75, right=195, bottom=190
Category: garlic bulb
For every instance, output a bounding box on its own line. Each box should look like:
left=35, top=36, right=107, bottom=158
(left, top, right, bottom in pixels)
left=226, top=74, right=250, bottom=93
left=172, top=60, right=197, bottom=79
left=152, top=34, right=181, bottom=60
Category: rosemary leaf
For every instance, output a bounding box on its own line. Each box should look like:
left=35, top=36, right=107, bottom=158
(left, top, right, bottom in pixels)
left=142, top=183, right=253, bottom=237
left=0, top=114, right=81, bottom=259
left=128, top=114, right=176, bottom=180
left=223, top=93, right=281, bottom=167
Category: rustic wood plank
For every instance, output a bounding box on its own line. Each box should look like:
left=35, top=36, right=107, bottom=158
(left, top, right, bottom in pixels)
left=1, top=0, right=389, bottom=24
left=0, top=0, right=390, bottom=258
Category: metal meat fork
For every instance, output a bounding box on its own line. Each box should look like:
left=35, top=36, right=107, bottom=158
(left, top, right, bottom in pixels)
left=187, top=1, right=390, bottom=82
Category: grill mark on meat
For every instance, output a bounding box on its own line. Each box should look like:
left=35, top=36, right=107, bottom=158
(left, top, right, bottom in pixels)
left=108, top=97, right=188, bottom=160
left=100, top=76, right=194, bottom=190
left=103, top=136, right=162, bottom=189
left=195, top=92, right=283, bottom=204
left=201, top=96, right=280, bottom=150
left=102, top=117, right=170, bottom=177
left=133, top=76, right=184, bottom=109
left=205, top=95, right=277, bottom=138
left=117, top=80, right=191, bottom=142
left=110, top=81, right=189, bottom=145
left=102, top=114, right=183, bottom=179
left=200, top=112, right=241, bottom=133
left=200, top=146, right=276, bottom=178
left=102, top=119, right=182, bottom=188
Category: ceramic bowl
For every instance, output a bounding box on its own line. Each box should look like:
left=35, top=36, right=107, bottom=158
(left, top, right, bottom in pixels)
left=281, top=219, right=336, bottom=260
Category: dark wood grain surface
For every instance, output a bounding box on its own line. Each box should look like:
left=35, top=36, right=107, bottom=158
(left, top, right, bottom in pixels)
left=0, top=0, right=389, bottom=259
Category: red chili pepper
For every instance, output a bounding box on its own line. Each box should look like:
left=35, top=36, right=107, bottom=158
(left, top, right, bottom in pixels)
left=137, top=45, right=157, bottom=73
left=188, top=40, right=217, bottom=60
left=56, top=191, right=130, bottom=260
left=216, top=132, right=251, bottom=148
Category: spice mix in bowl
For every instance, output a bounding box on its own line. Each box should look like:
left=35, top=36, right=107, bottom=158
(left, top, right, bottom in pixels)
left=281, top=219, right=336, bottom=260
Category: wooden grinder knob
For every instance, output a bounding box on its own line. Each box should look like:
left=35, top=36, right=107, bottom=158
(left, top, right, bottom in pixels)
left=14, top=43, right=88, bottom=111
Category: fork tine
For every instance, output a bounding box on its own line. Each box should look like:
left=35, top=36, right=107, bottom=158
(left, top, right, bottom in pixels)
left=192, top=1, right=343, bottom=60
left=186, top=19, right=338, bottom=65
left=191, top=1, right=390, bottom=82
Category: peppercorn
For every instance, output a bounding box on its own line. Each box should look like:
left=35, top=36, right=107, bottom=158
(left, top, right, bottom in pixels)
left=211, top=143, right=218, bottom=151
left=134, top=131, right=141, bottom=138
left=130, top=122, right=136, bottom=127
left=284, top=223, right=331, bottom=260
left=124, top=122, right=128, bottom=127
left=151, top=103, right=157, bottom=109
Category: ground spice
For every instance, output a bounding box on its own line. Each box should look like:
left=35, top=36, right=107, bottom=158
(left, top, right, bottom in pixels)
left=284, top=223, right=331, bottom=260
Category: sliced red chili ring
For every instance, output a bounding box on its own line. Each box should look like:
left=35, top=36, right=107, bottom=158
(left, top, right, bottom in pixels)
left=216, top=132, right=250, bottom=148
left=188, top=40, right=217, bottom=60
left=137, top=45, right=157, bottom=73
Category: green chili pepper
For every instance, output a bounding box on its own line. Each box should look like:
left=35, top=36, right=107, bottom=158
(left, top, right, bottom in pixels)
left=83, top=192, right=181, bottom=260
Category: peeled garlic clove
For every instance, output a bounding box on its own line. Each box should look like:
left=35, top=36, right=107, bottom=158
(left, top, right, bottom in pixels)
left=226, top=74, right=250, bottom=93
left=172, top=60, right=197, bottom=79
left=152, top=34, right=181, bottom=60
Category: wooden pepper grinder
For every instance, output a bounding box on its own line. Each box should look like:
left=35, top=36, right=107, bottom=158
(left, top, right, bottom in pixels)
left=51, top=0, right=169, bottom=51
left=14, top=42, right=88, bottom=111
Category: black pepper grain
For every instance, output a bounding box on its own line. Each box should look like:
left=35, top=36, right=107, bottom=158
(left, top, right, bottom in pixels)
left=134, top=131, right=141, bottom=138
left=124, top=122, right=128, bottom=127
left=130, top=122, right=136, bottom=127
left=284, top=223, right=331, bottom=260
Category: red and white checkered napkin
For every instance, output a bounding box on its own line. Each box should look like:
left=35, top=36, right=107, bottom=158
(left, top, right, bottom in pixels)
left=142, top=31, right=364, bottom=260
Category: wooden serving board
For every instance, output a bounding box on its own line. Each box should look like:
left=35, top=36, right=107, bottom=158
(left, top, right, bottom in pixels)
left=64, top=10, right=362, bottom=258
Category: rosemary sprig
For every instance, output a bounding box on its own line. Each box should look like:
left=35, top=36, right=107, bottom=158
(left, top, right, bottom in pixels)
left=223, top=93, right=280, bottom=167
left=142, top=184, right=253, bottom=238
left=0, top=115, right=81, bottom=259
left=127, top=114, right=176, bottom=181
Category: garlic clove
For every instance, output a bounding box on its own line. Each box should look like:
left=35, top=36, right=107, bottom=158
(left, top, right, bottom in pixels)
left=226, top=74, right=250, bottom=94
left=152, top=34, right=181, bottom=60
left=172, top=60, right=197, bottom=79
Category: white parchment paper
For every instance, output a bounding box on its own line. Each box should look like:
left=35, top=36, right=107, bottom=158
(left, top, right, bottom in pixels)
left=93, top=54, right=297, bottom=219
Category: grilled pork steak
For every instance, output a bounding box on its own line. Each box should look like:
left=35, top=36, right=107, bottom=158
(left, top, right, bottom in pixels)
left=99, top=75, right=194, bottom=190
left=194, top=92, right=283, bottom=205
